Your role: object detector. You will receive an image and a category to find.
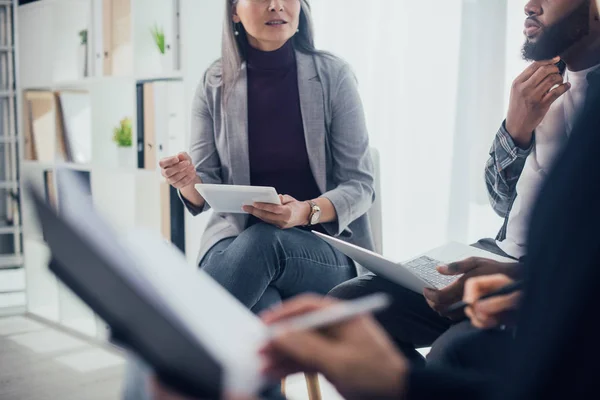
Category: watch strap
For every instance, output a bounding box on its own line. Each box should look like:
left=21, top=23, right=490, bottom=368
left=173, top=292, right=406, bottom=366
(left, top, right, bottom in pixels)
left=306, top=200, right=318, bottom=226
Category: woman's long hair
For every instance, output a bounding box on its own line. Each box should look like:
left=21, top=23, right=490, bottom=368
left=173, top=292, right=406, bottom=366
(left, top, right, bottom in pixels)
left=221, top=0, right=319, bottom=102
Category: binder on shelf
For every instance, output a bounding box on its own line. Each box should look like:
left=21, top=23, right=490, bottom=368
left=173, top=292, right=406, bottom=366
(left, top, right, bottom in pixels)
left=102, top=0, right=113, bottom=75
left=136, top=79, right=186, bottom=253
left=22, top=91, right=58, bottom=162
left=43, top=170, right=57, bottom=211
left=159, top=182, right=185, bottom=254
left=93, top=0, right=132, bottom=77
left=42, top=169, right=57, bottom=243
left=54, top=92, right=73, bottom=163
left=111, top=0, right=132, bottom=76
left=172, top=0, right=182, bottom=72
left=40, top=167, right=93, bottom=244
left=56, top=90, right=93, bottom=164
left=160, top=181, right=171, bottom=242
left=92, top=0, right=107, bottom=76
left=56, top=168, right=92, bottom=218
left=168, top=184, right=185, bottom=254
left=136, top=83, right=144, bottom=168
left=142, top=82, right=157, bottom=170
left=136, top=79, right=185, bottom=171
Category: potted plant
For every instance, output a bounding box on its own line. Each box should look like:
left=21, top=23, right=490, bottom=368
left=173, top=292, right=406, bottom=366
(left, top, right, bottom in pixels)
left=150, top=23, right=171, bottom=73
left=78, top=29, right=88, bottom=78
left=112, top=117, right=133, bottom=168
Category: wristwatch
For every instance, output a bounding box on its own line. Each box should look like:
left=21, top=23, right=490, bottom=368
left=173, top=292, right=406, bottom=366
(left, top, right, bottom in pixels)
left=306, top=200, right=321, bottom=226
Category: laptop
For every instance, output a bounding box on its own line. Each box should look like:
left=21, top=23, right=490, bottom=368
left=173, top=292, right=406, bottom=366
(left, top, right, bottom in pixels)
left=313, top=231, right=515, bottom=294
left=26, top=170, right=270, bottom=398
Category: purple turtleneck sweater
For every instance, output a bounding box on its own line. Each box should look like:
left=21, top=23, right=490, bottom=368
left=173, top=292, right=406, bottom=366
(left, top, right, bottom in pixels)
left=246, top=41, right=323, bottom=228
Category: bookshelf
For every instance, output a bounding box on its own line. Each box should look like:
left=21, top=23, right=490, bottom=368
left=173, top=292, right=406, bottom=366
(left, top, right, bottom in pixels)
left=16, top=0, right=224, bottom=340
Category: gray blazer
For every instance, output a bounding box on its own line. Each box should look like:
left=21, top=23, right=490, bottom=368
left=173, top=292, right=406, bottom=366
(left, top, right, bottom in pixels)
left=183, top=50, right=376, bottom=270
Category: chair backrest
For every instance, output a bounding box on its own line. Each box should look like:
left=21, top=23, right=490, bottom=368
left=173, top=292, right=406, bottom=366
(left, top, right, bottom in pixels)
left=368, top=148, right=383, bottom=255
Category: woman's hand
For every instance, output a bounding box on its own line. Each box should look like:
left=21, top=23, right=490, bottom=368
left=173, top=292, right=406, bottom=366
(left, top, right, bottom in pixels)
left=243, top=195, right=310, bottom=229
left=463, top=274, right=522, bottom=329
left=159, top=152, right=199, bottom=189
left=260, top=295, right=408, bottom=400
left=159, top=152, right=205, bottom=207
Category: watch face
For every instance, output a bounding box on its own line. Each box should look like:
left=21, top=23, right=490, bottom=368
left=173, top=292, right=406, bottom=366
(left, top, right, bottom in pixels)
left=311, top=209, right=321, bottom=225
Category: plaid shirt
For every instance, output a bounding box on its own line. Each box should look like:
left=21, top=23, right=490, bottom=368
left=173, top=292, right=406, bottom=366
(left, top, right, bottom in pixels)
left=486, top=68, right=600, bottom=245
left=485, top=121, right=534, bottom=219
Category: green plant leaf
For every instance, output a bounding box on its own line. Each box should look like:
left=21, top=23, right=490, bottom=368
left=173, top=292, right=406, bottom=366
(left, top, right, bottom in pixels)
left=113, top=117, right=133, bottom=147
left=150, top=23, right=166, bottom=54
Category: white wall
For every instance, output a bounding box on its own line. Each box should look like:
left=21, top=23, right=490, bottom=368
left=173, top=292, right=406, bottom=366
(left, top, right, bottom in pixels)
left=312, top=0, right=512, bottom=260
left=179, top=0, right=223, bottom=266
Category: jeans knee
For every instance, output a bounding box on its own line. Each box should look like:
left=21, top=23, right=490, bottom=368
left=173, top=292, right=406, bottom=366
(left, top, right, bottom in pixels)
left=203, top=223, right=283, bottom=283
left=244, top=222, right=281, bottom=240
left=236, top=223, right=283, bottom=252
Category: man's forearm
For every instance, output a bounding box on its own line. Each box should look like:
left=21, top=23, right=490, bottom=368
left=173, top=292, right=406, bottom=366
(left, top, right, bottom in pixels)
left=485, top=122, right=533, bottom=217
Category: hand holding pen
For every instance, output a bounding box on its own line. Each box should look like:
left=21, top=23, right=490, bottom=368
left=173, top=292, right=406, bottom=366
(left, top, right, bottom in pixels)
left=448, top=275, right=523, bottom=329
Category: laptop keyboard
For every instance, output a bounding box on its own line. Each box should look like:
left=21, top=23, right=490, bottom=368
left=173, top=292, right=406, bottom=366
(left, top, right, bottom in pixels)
left=404, top=256, right=460, bottom=289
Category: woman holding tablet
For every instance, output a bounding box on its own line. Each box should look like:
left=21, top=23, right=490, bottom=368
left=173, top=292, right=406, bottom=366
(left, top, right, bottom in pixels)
left=159, top=0, right=374, bottom=315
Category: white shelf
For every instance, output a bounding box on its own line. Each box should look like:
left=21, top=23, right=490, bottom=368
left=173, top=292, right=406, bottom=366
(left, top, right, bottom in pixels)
left=0, top=45, right=13, bottom=52
left=135, top=71, right=183, bottom=82
left=0, top=268, right=25, bottom=291
left=0, top=90, right=15, bottom=98
left=21, top=160, right=55, bottom=169
left=0, top=181, right=18, bottom=190
left=0, top=225, right=21, bottom=235
left=0, top=293, right=26, bottom=310
left=16, top=0, right=225, bottom=342
left=0, top=254, right=23, bottom=269
left=0, top=136, right=17, bottom=144
left=22, top=160, right=93, bottom=172
left=21, top=159, right=155, bottom=174
left=24, top=72, right=184, bottom=91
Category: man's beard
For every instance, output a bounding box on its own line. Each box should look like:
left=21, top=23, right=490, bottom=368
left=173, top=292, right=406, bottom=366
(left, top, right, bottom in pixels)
left=522, top=0, right=591, bottom=61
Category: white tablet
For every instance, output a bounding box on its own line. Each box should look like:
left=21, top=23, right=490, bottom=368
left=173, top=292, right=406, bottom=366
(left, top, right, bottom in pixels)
left=195, top=184, right=281, bottom=214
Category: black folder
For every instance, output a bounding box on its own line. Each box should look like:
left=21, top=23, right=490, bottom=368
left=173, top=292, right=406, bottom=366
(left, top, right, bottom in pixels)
left=27, top=181, right=222, bottom=399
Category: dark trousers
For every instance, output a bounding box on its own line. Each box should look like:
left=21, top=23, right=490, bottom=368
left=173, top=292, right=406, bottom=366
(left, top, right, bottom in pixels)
left=328, top=238, right=515, bottom=372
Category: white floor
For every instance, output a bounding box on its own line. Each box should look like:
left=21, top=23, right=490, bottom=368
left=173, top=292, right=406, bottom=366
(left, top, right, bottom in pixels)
left=0, top=315, right=347, bottom=399
left=0, top=315, right=125, bottom=400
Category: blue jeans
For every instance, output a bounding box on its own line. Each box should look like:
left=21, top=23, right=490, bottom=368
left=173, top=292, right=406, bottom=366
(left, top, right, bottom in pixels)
left=122, top=223, right=355, bottom=399
left=200, top=223, right=356, bottom=313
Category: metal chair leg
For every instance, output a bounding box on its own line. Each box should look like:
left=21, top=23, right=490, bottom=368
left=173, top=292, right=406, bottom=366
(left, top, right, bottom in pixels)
left=305, top=373, right=322, bottom=400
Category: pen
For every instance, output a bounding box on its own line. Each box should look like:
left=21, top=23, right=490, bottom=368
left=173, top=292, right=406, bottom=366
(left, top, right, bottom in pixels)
left=446, top=280, right=524, bottom=314
left=267, top=293, right=392, bottom=339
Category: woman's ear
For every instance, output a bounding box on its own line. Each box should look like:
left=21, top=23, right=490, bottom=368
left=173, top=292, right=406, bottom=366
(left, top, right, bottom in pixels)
left=232, top=7, right=241, bottom=24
